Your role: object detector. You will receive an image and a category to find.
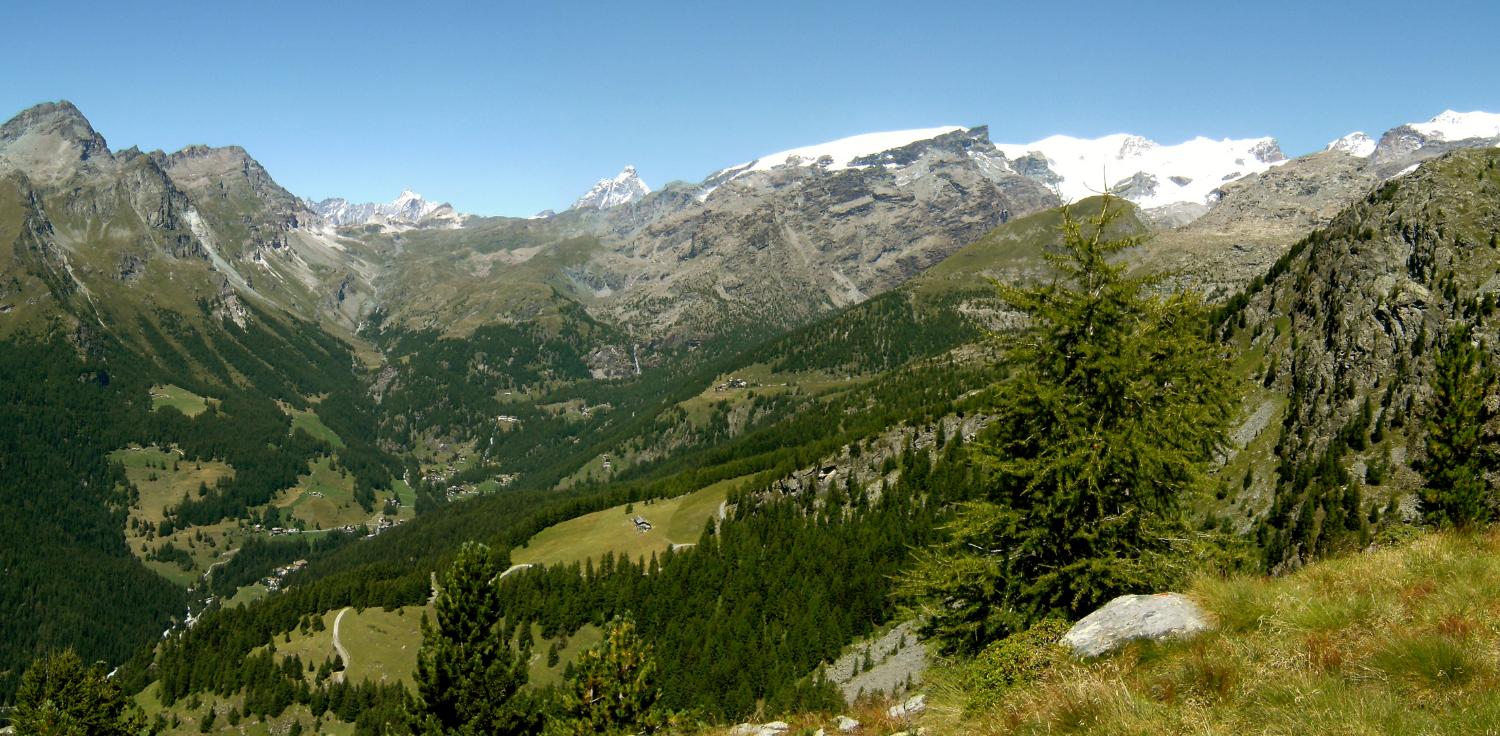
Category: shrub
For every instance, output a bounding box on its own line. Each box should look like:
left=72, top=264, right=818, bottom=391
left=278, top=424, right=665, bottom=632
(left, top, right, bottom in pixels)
left=958, top=618, right=1070, bottom=710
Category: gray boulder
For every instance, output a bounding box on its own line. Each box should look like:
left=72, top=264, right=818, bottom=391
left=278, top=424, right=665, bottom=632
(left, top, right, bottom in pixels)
left=1061, top=593, right=1211, bottom=658
left=887, top=693, right=926, bottom=719
left=731, top=722, right=789, bottom=736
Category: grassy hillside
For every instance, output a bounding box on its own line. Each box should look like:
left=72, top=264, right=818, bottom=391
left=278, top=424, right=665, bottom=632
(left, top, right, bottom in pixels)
left=924, top=527, right=1500, bottom=735
left=510, top=476, right=737, bottom=567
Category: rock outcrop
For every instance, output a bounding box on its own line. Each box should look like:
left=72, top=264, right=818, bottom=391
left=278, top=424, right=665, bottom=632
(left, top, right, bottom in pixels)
left=1061, top=593, right=1212, bottom=658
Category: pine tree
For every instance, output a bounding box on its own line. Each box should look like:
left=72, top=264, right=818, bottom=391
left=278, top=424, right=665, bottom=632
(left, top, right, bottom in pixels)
left=898, top=197, right=1235, bottom=654
left=1420, top=324, right=1496, bottom=526
left=411, top=542, right=536, bottom=735
left=548, top=618, right=668, bottom=735
left=11, top=649, right=146, bottom=736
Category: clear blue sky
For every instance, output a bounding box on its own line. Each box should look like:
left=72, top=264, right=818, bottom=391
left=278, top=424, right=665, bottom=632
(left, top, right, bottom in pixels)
left=3, top=0, right=1497, bottom=216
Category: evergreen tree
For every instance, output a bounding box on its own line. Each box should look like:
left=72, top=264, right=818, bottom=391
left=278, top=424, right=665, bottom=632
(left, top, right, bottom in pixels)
left=11, top=649, right=145, bottom=736
left=1420, top=324, right=1496, bottom=526
left=548, top=618, right=667, bottom=735
left=411, top=542, right=535, bottom=735
left=898, top=197, right=1235, bottom=654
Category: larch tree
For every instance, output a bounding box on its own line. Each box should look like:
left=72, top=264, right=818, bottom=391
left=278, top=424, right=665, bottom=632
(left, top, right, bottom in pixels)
left=1420, top=323, right=1496, bottom=526
left=898, top=196, right=1235, bottom=654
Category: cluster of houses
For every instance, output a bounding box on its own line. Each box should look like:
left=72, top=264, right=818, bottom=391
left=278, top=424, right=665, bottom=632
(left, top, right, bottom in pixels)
left=713, top=377, right=750, bottom=393
left=263, top=559, right=308, bottom=591
left=445, top=483, right=480, bottom=501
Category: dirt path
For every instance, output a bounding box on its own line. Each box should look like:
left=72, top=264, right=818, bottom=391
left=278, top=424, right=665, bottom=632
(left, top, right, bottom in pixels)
left=331, top=607, right=351, bottom=683
left=500, top=563, right=534, bottom=579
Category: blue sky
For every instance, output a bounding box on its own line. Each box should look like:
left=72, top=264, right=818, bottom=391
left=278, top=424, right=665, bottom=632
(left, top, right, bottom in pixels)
left=3, top=1, right=1497, bottom=216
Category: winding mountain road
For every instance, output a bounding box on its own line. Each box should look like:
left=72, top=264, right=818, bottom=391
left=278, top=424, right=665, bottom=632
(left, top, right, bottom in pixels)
left=331, top=607, right=351, bottom=683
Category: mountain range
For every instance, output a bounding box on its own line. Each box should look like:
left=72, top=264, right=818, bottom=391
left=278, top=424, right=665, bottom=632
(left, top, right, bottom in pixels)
left=4, top=97, right=1500, bottom=732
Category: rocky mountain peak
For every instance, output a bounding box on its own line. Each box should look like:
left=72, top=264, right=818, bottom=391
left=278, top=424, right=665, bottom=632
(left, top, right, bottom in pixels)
left=163, top=144, right=304, bottom=216
left=0, top=100, right=115, bottom=184
left=572, top=166, right=651, bottom=210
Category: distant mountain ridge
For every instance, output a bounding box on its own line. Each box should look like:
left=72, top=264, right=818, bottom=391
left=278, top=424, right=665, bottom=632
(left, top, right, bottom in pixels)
left=310, top=189, right=464, bottom=230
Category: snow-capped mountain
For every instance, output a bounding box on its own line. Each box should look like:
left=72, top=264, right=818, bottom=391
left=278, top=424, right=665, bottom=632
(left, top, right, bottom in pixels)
left=572, top=166, right=650, bottom=210
left=993, top=134, right=1286, bottom=209
left=698, top=125, right=1286, bottom=211
left=1409, top=110, right=1500, bottom=142
left=1348, top=110, right=1500, bottom=174
left=707, top=126, right=964, bottom=182
left=1331, top=111, right=1500, bottom=160
left=1326, top=132, right=1377, bottom=158
left=311, top=189, right=463, bottom=229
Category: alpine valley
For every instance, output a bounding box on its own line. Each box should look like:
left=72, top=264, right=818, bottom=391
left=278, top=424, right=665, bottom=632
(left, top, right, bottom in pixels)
left=6, top=96, right=1500, bottom=735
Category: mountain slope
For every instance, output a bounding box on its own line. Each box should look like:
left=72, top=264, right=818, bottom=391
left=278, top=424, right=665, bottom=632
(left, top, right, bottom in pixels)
left=1219, top=147, right=1500, bottom=567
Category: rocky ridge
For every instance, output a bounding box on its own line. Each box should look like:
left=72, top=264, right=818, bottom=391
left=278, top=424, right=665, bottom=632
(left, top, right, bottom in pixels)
left=311, top=189, right=464, bottom=230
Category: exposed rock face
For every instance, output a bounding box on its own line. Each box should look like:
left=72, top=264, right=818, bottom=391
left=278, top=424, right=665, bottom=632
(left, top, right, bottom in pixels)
left=163, top=144, right=311, bottom=255
left=574, top=126, right=1059, bottom=341
left=1061, top=593, right=1211, bottom=658
left=824, top=620, right=926, bottom=704
left=0, top=101, right=382, bottom=335
left=0, top=100, right=113, bottom=186
left=1139, top=150, right=1378, bottom=298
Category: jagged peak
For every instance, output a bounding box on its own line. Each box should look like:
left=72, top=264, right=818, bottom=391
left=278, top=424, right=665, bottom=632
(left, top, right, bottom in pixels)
left=0, top=100, right=114, bottom=183
left=0, top=100, right=96, bottom=138
left=572, top=166, right=651, bottom=210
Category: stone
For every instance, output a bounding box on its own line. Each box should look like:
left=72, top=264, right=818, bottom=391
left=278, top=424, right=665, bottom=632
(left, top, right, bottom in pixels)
left=732, top=724, right=790, bottom=736
left=887, top=693, right=926, bottom=719
left=1061, top=593, right=1211, bottom=658
left=836, top=715, right=860, bottom=732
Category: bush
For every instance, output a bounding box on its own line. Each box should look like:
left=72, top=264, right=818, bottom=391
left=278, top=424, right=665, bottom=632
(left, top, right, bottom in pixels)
left=957, top=618, right=1070, bottom=710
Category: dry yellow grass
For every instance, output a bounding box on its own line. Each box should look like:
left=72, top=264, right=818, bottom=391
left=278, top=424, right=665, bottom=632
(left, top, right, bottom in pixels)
left=921, top=528, right=1500, bottom=735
